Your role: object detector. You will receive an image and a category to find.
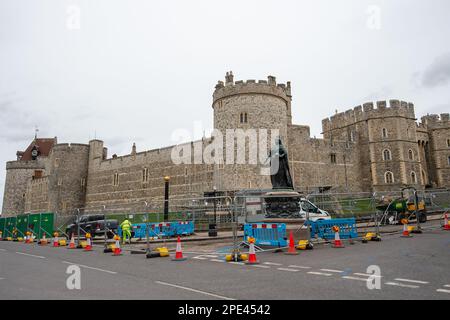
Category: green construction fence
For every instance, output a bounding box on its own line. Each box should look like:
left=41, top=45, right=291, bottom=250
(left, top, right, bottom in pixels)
left=0, top=213, right=54, bottom=239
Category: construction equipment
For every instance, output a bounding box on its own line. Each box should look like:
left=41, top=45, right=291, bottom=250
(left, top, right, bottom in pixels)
left=377, top=187, right=427, bottom=225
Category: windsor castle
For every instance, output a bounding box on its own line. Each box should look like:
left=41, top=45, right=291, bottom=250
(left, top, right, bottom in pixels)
left=2, top=72, right=450, bottom=217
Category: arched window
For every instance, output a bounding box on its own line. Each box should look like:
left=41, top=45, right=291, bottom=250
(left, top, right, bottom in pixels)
left=385, top=171, right=394, bottom=184
left=239, top=112, right=248, bottom=124
left=382, top=128, right=388, bottom=138
left=383, top=149, right=392, bottom=161
left=411, top=171, right=417, bottom=184
left=408, top=149, right=414, bottom=161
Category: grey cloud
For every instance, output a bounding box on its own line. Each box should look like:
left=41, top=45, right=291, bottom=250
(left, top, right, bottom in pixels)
left=421, top=52, right=450, bottom=88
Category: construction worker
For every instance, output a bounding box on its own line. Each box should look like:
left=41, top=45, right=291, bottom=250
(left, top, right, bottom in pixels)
left=120, top=219, right=132, bottom=244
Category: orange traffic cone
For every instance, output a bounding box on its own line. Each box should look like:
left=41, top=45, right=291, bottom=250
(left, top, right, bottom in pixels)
left=443, top=213, right=450, bottom=231
left=332, top=226, right=345, bottom=248
left=84, top=233, right=92, bottom=251
left=38, top=233, right=48, bottom=245
left=68, top=233, right=76, bottom=249
left=245, top=237, right=259, bottom=264
left=285, top=231, right=299, bottom=255
left=172, top=236, right=186, bottom=261
left=112, top=235, right=122, bottom=256
left=401, top=219, right=412, bottom=238
left=53, top=232, right=60, bottom=247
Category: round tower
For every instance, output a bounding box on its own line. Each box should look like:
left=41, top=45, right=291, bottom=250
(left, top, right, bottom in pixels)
left=211, top=72, right=292, bottom=192
left=212, top=72, right=292, bottom=144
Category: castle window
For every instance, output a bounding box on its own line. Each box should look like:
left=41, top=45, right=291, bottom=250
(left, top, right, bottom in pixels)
left=330, top=153, right=337, bottom=164
left=113, top=173, right=119, bottom=186
left=448, top=156, right=450, bottom=166
left=142, top=168, right=149, bottom=183
left=447, top=139, right=450, bottom=147
left=382, top=128, right=388, bottom=139
left=81, top=178, right=86, bottom=188
left=240, top=112, right=248, bottom=124
left=57, top=178, right=63, bottom=186
left=349, top=131, right=355, bottom=142
left=385, top=171, right=394, bottom=184
left=411, top=172, right=417, bottom=184
left=408, top=149, right=414, bottom=161
left=383, top=149, right=392, bottom=161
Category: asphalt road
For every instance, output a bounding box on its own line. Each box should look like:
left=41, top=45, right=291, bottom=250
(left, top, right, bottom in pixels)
left=1, top=222, right=449, bottom=300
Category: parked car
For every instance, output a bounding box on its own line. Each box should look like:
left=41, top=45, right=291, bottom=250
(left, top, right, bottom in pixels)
left=65, top=214, right=118, bottom=239
left=299, top=198, right=331, bottom=222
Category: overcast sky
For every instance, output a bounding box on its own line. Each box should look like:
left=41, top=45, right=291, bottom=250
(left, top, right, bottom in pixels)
left=1, top=0, right=450, bottom=208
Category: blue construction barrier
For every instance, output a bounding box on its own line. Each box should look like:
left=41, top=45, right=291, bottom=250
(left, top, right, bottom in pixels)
left=244, top=223, right=287, bottom=247
left=175, top=221, right=195, bottom=236
left=309, top=218, right=358, bottom=240
left=119, top=221, right=195, bottom=238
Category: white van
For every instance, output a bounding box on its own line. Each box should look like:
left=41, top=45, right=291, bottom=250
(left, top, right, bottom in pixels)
left=299, top=198, right=331, bottom=222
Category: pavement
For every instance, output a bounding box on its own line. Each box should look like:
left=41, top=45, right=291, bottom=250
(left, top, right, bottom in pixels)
left=0, top=219, right=449, bottom=300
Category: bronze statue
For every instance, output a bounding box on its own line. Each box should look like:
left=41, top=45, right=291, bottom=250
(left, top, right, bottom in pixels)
left=268, top=138, right=293, bottom=190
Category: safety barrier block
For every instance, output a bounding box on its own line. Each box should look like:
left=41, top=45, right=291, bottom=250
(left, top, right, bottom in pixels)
left=244, top=223, right=287, bottom=247
left=309, top=218, right=358, bottom=240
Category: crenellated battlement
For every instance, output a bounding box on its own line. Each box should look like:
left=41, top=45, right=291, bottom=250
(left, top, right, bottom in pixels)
left=322, top=99, right=416, bottom=133
left=420, top=113, right=450, bottom=129
left=213, top=71, right=291, bottom=105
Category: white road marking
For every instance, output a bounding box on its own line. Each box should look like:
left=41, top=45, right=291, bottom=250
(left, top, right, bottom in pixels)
left=250, top=265, right=270, bottom=269
left=307, top=271, right=332, bottom=277
left=342, top=276, right=369, bottom=282
left=385, top=282, right=419, bottom=289
left=277, top=268, right=299, bottom=272
left=0, top=248, right=6, bottom=252
left=0, top=277, right=4, bottom=280
left=193, top=255, right=219, bottom=260
left=320, top=269, right=343, bottom=273
left=263, top=262, right=283, bottom=266
left=444, top=285, right=450, bottom=288
left=229, top=261, right=245, bottom=265
left=436, top=289, right=450, bottom=294
left=394, top=278, right=429, bottom=285
left=210, top=259, right=225, bottom=263
left=354, top=273, right=382, bottom=278
left=155, top=281, right=235, bottom=300
left=15, top=252, right=45, bottom=259
left=62, top=261, right=117, bottom=274
left=288, top=265, right=311, bottom=269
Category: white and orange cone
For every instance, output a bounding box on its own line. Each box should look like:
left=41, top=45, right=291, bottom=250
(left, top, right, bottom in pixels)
left=172, top=236, right=186, bottom=261
left=401, top=219, right=412, bottom=238
left=112, top=235, right=122, bottom=256
left=38, top=233, right=48, bottom=245
left=332, top=226, right=345, bottom=248
left=245, top=237, right=260, bottom=264
left=285, top=231, right=299, bottom=255
left=443, top=213, right=450, bottom=231
left=52, top=232, right=60, bottom=247
left=84, top=233, right=92, bottom=251
left=68, top=233, right=76, bottom=249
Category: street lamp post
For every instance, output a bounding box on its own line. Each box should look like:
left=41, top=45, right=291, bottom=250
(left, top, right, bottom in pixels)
left=209, top=186, right=218, bottom=237
left=163, top=176, right=170, bottom=222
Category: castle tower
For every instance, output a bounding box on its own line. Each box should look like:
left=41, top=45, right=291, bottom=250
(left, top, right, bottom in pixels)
left=211, top=72, right=292, bottom=191
left=420, top=113, right=450, bottom=188
left=322, top=100, right=422, bottom=192
left=2, top=138, right=56, bottom=216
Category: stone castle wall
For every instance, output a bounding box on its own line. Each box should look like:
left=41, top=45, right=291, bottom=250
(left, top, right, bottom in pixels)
left=2, top=73, right=450, bottom=217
